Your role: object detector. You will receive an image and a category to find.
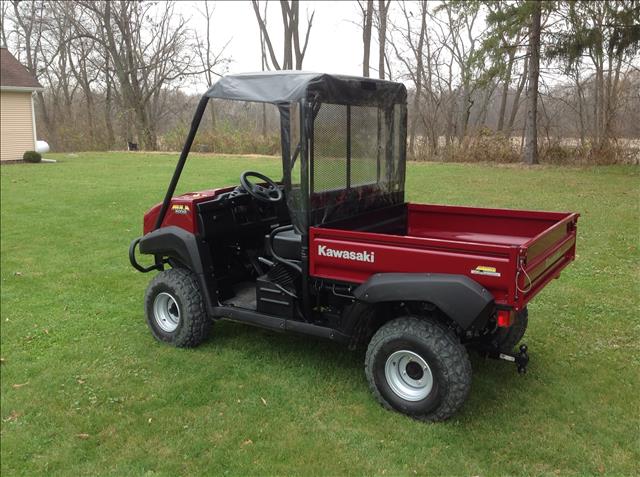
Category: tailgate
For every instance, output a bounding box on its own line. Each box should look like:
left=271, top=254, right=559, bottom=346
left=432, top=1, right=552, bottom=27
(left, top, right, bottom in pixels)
left=516, top=212, right=579, bottom=308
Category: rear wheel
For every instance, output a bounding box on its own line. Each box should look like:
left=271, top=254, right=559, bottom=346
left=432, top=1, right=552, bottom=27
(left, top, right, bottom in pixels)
left=365, top=316, right=472, bottom=422
left=144, top=268, right=210, bottom=347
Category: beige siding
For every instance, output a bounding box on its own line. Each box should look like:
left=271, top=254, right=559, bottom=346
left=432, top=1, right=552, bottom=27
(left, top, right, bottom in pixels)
left=0, top=91, right=35, bottom=161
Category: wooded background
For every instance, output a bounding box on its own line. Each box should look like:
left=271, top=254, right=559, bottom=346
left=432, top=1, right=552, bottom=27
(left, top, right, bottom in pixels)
left=2, top=0, right=639, bottom=164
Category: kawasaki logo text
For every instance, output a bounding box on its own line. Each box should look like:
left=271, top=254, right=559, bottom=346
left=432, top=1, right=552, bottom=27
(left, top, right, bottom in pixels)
left=317, top=245, right=375, bottom=263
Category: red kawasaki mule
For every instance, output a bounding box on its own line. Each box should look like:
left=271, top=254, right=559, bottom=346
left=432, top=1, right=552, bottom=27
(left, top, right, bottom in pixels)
left=130, top=72, right=579, bottom=421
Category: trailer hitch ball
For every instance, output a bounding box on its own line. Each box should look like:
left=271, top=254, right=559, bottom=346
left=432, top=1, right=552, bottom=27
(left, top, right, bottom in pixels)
left=494, top=344, right=529, bottom=374
left=517, top=344, right=529, bottom=374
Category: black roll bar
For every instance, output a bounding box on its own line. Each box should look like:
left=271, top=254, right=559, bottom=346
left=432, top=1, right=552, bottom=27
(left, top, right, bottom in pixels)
left=154, top=95, right=210, bottom=230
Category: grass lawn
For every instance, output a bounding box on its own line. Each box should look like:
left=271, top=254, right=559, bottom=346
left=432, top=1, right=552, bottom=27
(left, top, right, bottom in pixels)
left=1, top=152, right=638, bottom=476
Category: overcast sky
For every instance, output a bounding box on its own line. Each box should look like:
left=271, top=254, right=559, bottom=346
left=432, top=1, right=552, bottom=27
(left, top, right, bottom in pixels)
left=175, top=1, right=366, bottom=92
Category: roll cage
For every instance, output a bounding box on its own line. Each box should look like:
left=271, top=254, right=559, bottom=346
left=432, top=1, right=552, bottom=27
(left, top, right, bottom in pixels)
left=154, top=71, right=408, bottom=239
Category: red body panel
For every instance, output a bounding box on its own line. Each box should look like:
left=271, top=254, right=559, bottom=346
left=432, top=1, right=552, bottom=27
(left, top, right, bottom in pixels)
left=143, top=186, right=236, bottom=234
left=309, top=203, right=578, bottom=310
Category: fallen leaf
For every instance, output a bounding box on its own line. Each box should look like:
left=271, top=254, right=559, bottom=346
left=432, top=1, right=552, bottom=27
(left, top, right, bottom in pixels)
left=77, top=379, right=85, bottom=385
left=3, top=410, right=21, bottom=422
left=260, top=397, right=267, bottom=406
left=43, top=329, right=49, bottom=335
left=14, top=272, right=22, bottom=276
left=241, top=439, right=253, bottom=446
left=12, top=382, right=29, bottom=389
left=76, top=433, right=90, bottom=440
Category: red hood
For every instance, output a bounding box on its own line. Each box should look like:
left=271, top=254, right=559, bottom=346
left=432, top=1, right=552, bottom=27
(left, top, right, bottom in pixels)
left=143, top=186, right=236, bottom=234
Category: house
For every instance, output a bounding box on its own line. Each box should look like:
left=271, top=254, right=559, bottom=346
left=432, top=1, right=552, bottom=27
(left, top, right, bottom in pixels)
left=0, top=46, right=44, bottom=162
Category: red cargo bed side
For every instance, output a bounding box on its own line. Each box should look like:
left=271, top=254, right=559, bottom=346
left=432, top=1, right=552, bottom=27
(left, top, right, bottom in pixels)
left=309, top=203, right=579, bottom=310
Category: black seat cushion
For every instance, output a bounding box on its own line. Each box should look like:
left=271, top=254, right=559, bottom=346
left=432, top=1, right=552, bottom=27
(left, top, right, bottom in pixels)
left=270, top=228, right=302, bottom=260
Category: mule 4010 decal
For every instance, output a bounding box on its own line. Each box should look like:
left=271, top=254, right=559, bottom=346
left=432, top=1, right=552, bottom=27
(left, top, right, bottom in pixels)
left=171, top=204, right=190, bottom=215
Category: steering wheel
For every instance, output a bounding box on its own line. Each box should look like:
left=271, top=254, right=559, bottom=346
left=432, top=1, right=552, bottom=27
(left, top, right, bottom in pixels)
left=239, top=171, right=283, bottom=203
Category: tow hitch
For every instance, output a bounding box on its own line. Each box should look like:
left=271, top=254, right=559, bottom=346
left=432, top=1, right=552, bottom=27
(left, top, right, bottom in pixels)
left=479, top=344, right=530, bottom=374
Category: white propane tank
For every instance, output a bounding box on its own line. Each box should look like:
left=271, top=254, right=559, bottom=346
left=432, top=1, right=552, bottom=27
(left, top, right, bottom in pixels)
left=35, top=140, right=50, bottom=154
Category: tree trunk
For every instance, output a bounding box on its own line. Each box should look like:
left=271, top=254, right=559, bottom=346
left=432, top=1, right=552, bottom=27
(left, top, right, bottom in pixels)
left=362, top=0, right=373, bottom=77
left=497, top=49, right=515, bottom=132
left=262, top=103, right=267, bottom=137
left=210, top=103, right=217, bottom=130
left=408, top=1, right=427, bottom=157
left=134, top=105, right=157, bottom=150
left=507, top=57, right=528, bottom=133
left=524, top=1, right=541, bottom=165
left=575, top=70, right=586, bottom=147
left=377, top=0, right=388, bottom=80
left=281, top=0, right=293, bottom=69
left=35, top=91, right=54, bottom=144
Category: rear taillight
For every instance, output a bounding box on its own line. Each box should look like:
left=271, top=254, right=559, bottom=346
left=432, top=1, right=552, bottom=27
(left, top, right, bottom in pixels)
left=497, top=310, right=513, bottom=327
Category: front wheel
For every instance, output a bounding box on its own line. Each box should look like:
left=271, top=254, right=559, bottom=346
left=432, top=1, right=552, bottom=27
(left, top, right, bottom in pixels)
left=144, top=268, right=211, bottom=347
left=365, top=316, right=472, bottom=422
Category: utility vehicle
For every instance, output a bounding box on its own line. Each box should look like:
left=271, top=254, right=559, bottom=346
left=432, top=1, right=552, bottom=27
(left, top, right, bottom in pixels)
left=130, top=72, right=579, bottom=421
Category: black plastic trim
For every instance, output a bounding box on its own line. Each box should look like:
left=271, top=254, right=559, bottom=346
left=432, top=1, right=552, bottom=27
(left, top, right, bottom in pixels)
left=353, top=273, right=495, bottom=330
left=139, top=226, right=204, bottom=274
left=211, top=306, right=349, bottom=343
left=129, top=237, right=162, bottom=273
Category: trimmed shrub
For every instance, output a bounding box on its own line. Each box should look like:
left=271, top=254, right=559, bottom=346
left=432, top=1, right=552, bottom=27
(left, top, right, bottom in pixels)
left=23, top=151, right=42, bottom=163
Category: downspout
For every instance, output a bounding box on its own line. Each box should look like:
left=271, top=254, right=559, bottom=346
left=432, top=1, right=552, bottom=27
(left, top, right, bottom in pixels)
left=30, top=92, right=37, bottom=150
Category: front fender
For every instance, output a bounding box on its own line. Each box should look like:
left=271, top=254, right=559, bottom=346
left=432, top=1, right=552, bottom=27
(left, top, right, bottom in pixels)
left=138, top=226, right=204, bottom=275
left=133, top=226, right=216, bottom=315
left=353, top=273, right=494, bottom=330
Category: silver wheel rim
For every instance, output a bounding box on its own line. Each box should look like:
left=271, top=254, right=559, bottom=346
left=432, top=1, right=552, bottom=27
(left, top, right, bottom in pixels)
left=153, top=292, right=180, bottom=333
left=384, top=350, right=433, bottom=401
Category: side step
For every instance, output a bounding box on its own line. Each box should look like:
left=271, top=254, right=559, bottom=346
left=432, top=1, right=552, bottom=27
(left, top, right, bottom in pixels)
left=210, top=305, right=349, bottom=343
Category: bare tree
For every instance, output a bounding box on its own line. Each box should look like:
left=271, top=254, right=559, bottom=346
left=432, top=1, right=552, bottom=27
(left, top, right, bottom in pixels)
left=194, top=0, right=230, bottom=129
left=1, top=1, right=11, bottom=46
left=3, top=0, right=639, bottom=160
left=391, top=0, right=428, bottom=156
left=251, top=0, right=314, bottom=71
left=76, top=0, right=198, bottom=150
left=357, top=0, right=374, bottom=77
left=376, top=0, right=390, bottom=79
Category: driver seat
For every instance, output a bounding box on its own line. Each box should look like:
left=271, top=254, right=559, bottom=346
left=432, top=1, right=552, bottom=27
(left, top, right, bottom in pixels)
left=269, top=228, right=302, bottom=260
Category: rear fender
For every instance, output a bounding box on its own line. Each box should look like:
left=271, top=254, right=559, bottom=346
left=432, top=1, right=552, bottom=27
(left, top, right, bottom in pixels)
left=352, top=273, right=494, bottom=330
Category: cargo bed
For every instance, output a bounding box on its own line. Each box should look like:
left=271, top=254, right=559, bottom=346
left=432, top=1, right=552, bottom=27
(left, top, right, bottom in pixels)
left=309, top=203, right=579, bottom=310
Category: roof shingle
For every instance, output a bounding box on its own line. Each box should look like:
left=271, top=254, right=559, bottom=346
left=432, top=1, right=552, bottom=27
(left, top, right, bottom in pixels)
left=0, top=47, right=43, bottom=90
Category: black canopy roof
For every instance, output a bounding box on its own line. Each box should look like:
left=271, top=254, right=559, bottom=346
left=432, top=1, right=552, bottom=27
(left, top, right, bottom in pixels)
left=205, top=71, right=406, bottom=106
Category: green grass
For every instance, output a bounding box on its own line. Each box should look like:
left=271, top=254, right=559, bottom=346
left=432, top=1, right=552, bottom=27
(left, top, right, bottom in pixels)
left=1, top=152, right=639, bottom=476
